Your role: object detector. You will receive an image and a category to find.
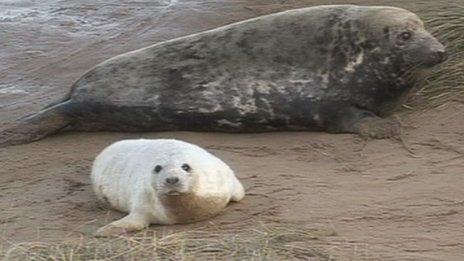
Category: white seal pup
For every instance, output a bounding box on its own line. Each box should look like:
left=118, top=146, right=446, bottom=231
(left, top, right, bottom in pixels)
left=91, top=139, right=245, bottom=236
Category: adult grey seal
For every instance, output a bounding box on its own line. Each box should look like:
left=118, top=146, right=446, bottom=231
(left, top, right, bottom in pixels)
left=91, top=138, right=245, bottom=236
left=0, top=5, right=446, bottom=146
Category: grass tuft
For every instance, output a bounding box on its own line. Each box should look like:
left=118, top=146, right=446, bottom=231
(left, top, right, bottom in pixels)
left=1, top=222, right=335, bottom=260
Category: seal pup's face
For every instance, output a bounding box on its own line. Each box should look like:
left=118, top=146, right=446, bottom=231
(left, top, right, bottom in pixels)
left=151, top=160, right=197, bottom=196
left=370, top=7, right=446, bottom=68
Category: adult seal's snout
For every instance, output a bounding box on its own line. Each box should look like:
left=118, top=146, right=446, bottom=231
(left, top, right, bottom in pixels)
left=435, top=48, right=447, bottom=63
left=427, top=37, right=447, bottom=64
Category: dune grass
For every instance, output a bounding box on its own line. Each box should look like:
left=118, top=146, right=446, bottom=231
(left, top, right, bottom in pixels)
left=1, top=222, right=336, bottom=260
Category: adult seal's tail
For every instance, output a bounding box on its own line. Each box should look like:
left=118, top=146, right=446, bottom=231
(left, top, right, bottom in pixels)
left=0, top=100, right=73, bottom=147
left=0, top=5, right=447, bottom=147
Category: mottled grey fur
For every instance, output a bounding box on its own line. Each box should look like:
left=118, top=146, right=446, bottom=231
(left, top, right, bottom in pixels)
left=0, top=5, right=446, bottom=146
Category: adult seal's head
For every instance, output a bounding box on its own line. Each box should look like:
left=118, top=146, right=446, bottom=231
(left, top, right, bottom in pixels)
left=316, top=6, right=447, bottom=121
left=365, top=7, right=446, bottom=68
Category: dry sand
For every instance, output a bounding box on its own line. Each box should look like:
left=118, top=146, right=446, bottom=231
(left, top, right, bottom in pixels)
left=1, top=0, right=463, bottom=260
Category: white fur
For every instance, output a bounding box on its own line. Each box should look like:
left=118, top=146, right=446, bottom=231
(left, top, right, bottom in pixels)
left=91, top=139, right=244, bottom=236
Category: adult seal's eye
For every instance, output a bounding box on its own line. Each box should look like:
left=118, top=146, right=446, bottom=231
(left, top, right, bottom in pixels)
left=154, top=165, right=162, bottom=173
left=181, top=163, right=191, bottom=172
left=399, top=31, right=412, bottom=41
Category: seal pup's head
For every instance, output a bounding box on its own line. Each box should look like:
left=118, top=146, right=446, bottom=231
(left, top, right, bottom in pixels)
left=363, top=7, right=446, bottom=68
left=151, top=157, right=198, bottom=196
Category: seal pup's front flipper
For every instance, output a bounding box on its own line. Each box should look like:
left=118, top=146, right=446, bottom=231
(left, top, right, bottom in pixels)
left=94, top=212, right=151, bottom=237
left=0, top=100, right=73, bottom=147
left=230, top=174, right=245, bottom=202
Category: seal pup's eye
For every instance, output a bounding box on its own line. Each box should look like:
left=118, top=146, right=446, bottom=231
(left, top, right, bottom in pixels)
left=181, top=163, right=191, bottom=172
left=153, top=165, right=162, bottom=173
left=399, top=31, right=412, bottom=41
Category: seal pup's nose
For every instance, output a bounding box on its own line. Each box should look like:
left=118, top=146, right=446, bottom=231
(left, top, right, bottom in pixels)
left=166, top=177, right=179, bottom=185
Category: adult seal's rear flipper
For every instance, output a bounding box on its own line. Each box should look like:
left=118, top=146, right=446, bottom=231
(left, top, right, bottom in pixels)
left=0, top=101, right=72, bottom=148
